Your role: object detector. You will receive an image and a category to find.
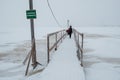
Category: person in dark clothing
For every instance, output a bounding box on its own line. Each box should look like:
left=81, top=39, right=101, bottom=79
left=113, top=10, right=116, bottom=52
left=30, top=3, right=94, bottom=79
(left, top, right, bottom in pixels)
left=66, top=25, right=73, bottom=38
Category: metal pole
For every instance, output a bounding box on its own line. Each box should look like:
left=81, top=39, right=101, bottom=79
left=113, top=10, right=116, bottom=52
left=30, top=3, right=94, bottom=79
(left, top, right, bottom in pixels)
left=29, top=0, right=37, bottom=67
left=67, top=20, right=69, bottom=27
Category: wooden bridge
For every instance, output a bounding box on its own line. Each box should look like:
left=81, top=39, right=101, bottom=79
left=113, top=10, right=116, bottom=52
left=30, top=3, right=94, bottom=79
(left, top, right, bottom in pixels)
left=23, top=29, right=85, bottom=79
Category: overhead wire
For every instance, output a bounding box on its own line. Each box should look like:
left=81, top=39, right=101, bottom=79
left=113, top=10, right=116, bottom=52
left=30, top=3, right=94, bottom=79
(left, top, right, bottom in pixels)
left=46, top=0, right=61, bottom=27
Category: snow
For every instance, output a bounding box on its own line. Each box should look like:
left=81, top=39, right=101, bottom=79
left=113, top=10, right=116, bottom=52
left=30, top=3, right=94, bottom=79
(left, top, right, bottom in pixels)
left=0, top=61, right=25, bottom=80
left=76, top=27, right=120, bottom=80
left=0, top=26, right=62, bottom=52
left=1, top=0, right=120, bottom=79
left=0, top=26, right=120, bottom=80
left=85, top=63, right=120, bottom=80
left=26, top=37, right=85, bottom=80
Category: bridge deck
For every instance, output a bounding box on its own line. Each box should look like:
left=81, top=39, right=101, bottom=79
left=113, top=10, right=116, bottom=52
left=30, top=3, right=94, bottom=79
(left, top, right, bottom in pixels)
left=38, top=37, right=85, bottom=80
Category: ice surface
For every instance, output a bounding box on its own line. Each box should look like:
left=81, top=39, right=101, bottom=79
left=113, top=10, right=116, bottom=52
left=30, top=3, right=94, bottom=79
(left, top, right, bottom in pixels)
left=0, top=27, right=120, bottom=80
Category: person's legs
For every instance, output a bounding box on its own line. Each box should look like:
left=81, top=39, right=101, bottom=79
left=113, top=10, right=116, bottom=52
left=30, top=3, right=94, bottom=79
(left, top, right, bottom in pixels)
left=69, top=34, right=71, bottom=38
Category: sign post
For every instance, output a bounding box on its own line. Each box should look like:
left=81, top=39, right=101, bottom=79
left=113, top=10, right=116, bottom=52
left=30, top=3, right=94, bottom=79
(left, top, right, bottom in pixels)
left=29, top=0, right=37, bottom=68
left=25, top=0, right=40, bottom=76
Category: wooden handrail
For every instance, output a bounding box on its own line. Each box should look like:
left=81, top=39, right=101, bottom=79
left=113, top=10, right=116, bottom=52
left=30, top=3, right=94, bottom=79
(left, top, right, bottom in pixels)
left=47, top=28, right=84, bottom=66
left=47, top=29, right=67, bottom=63
left=73, top=29, right=84, bottom=66
left=47, top=29, right=66, bottom=36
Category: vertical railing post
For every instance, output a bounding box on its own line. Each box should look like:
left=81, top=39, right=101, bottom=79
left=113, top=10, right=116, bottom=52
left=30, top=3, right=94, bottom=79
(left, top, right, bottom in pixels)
left=47, top=35, right=50, bottom=63
left=81, top=34, right=84, bottom=49
left=55, top=33, right=57, bottom=50
left=81, top=34, right=84, bottom=67
left=78, top=33, right=79, bottom=45
left=61, top=31, right=63, bottom=42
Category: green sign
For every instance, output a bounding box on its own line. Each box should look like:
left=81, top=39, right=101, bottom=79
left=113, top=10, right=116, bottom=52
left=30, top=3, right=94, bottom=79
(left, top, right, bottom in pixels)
left=26, top=10, right=37, bottom=19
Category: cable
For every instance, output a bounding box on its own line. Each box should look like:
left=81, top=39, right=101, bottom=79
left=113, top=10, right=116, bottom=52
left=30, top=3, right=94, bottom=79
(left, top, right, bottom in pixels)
left=47, top=0, right=61, bottom=27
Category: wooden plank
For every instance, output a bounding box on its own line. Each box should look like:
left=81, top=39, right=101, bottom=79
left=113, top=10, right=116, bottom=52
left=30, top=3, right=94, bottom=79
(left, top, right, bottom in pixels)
left=23, top=51, right=31, bottom=65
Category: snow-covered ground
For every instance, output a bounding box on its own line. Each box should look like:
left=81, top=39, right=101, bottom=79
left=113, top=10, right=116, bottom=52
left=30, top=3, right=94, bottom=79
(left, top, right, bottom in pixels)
left=0, top=26, right=120, bottom=80
left=75, top=26, right=120, bottom=80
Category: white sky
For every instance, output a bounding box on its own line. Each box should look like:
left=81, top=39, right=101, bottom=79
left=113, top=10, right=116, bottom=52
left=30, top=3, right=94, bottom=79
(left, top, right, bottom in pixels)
left=0, top=0, right=120, bottom=27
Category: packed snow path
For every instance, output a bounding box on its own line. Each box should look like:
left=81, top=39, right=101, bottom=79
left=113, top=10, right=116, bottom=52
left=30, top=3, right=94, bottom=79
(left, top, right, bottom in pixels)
left=27, top=37, right=85, bottom=80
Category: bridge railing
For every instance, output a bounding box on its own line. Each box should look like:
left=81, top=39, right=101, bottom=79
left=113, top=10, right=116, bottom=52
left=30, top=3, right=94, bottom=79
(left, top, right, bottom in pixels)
left=73, top=29, right=84, bottom=66
left=47, top=29, right=67, bottom=63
